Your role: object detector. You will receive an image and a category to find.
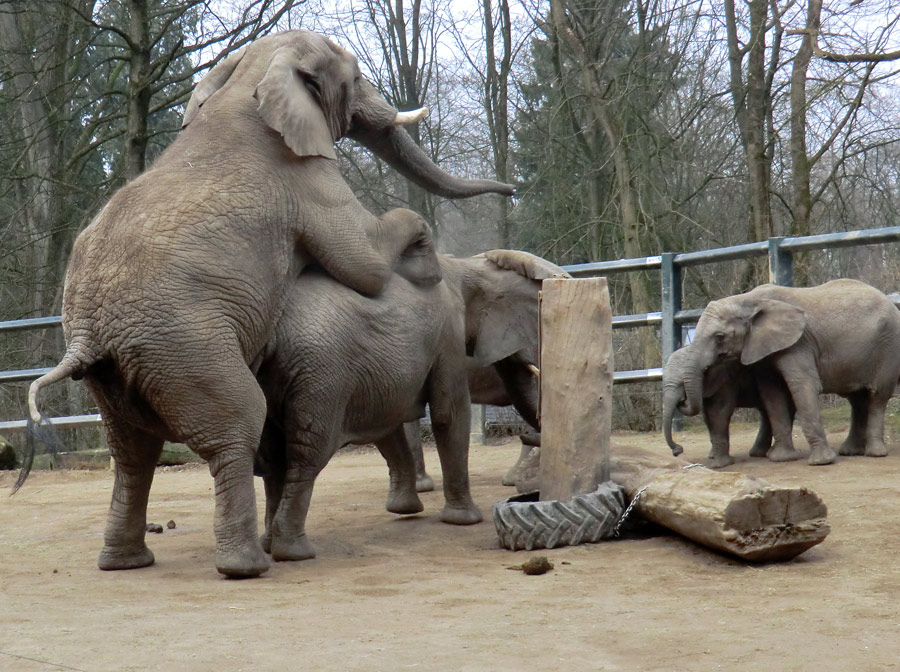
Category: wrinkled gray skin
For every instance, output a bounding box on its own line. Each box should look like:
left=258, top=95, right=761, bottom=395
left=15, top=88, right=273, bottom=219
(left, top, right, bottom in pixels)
left=690, top=279, right=900, bottom=466
left=406, top=350, right=541, bottom=493
left=25, top=30, right=513, bottom=578
left=252, top=246, right=566, bottom=562
left=662, top=345, right=797, bottom=468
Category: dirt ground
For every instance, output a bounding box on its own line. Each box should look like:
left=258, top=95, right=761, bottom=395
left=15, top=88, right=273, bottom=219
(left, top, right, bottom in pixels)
left=1, top=427, right=899, bottom=672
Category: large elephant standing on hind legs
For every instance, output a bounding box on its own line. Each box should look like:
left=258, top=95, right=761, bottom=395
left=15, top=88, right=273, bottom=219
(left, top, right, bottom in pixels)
left=22, top=30, right=514, bottom=578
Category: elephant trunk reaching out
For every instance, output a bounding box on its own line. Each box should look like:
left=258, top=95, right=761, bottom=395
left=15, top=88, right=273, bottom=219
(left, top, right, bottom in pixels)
left=349, top=123, right=515, bottom=199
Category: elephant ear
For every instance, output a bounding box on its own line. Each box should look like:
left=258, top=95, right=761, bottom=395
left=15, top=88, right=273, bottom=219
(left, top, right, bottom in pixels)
left=468, top=251, right=558, bottom=367
left=478, top=249, right=571, bottom=280
left=182, top=49, right=246, bottom=128
left=254, top=46, right=337, bottom=160
left=742, top=298, right=807, bottom=365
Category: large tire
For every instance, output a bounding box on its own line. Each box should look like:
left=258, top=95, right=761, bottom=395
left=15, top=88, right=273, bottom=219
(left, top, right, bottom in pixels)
left=492, top=482, right=626, bottom=551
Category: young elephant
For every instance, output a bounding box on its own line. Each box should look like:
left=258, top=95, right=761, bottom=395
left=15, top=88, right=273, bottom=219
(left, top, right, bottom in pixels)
left=691, top=279, right=900, bottom=465
left=662, top=344, right=796, bottom=468
left=253, top=241, right=567, bottom=562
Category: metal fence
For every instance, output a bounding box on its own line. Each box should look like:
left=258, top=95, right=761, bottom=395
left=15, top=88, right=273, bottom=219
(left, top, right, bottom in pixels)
left=3, top=224, right=900, bottom=433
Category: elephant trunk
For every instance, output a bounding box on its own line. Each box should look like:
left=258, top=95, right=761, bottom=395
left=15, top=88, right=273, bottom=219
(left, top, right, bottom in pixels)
left=681, top=368, right=703, bottom=417
left=662, top=388, right=685, bottom=457
left=349, top=124, right=515, bottom=199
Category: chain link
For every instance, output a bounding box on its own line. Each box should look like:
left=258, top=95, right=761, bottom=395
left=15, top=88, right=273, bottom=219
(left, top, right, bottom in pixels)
left=613, top=484, right=650, bottom=537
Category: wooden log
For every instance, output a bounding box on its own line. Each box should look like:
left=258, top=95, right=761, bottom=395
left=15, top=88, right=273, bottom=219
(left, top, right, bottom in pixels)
left=610, top=446, right=829, bottom=562
left=539, top=277, right=613, bottom=502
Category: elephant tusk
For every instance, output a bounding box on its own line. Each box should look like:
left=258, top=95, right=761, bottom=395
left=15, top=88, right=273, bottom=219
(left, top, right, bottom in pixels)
left=527, top=364, right=541, bottom=378
left=393, top=107, right=429, bottom=125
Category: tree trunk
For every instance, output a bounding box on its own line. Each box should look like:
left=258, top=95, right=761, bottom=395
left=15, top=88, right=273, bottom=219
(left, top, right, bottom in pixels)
left=610, top=446, right=830, bottom=562
left=123, top=0, right=152, bottom=181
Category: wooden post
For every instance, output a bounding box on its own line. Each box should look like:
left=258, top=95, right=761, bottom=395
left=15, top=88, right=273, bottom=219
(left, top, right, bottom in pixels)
left=538, top=277, right=613, bottom=502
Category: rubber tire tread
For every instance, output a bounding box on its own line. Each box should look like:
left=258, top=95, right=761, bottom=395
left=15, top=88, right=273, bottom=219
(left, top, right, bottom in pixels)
left=492, top=482, right=626, bottom=551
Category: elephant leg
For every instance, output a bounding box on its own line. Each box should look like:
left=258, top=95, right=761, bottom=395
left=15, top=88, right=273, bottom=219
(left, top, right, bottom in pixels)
left=864, top=391, right=890, bottom=458
left=429, top=365, right=482, bottom=525
left=260, top=473, right=283, bottom=555
left=502, top=440, right=537, bottom=486
left=703, top=399, right=735, bottom=469
left=838, top=391, right=869, bottom=456
left=93, top=408, right=163, bottom=571
left=255, top=422, right=286, bottom=554
left=748, top=410, right=773, bottom=458
left=268, top=439, right=326, bottom=563
left=756, top=372, right=801, bottom=462
left=153, top=347, right=270, bottom=578
left=778, top=358, right=834, bottom=466
left=376, top=428, right=425, bottom=515
left=404, top=420, right=435, bottom=492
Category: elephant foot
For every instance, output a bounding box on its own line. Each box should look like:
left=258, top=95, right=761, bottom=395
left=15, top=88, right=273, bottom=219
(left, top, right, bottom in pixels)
left=415, top=473, right=435, bottom=493
left=705, top=454, right=734, bottom=469
left=386, top=489, right=424, bottom=515
left=865, top=440, right=888, bottom=458
left=259, top=531, right=272, bottom=554
left=748, top=442, right=771, bottom=458
left=440, top=503, right=483, bottom=526
left=767, top=445, right=804, bottom=462
left=503, top=446, right=541, bottom=488
left=838, top=439, right=866, bottom=456
left=216, top=542, right=270, bottom=578
left=271, top=534, right=316, bottom=563
left=807, top=445, right=837, bottom=466
left=98, top=543, right=155, bottom=571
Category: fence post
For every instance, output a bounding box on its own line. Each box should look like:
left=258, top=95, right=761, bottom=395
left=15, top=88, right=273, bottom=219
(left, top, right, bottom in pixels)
left=768, top=237, right=794, bottom=286
left=660, top=252, right=682, bottom=432
left=470, top=404, right=485, bottom=446
left=660, top=252, right=682, bottom=362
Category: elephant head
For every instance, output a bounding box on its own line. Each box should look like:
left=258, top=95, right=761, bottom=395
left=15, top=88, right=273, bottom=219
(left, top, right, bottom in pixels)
left=662, top=344, right=745, bottom=456
left=688, top=294, right=807, bottom=412
left=459, top=249, right=569, bottom=368
left=446, top=250, right=569, bottom=428
left=662, top=346, right=701, bottom=456
left=182, top=30, right=513, bottom=198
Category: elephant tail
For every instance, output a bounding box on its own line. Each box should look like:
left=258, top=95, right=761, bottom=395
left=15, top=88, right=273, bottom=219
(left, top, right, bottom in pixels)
left=12, top=340, right=100, bottom=494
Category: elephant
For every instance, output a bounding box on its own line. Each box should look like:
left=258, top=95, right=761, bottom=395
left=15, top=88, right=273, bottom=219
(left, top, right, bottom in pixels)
left=689, top=279, right=900, bottom=466
left=23, top=30, right=513, bottom=578
left=252, top=240, right=567, bottom=562
left=662, top=344, right=797, bottom=468
left=405, top=350, right=542, bottom=493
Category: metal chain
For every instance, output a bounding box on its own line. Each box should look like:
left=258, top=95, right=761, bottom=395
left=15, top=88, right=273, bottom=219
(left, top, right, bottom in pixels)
left=613, top=484, right=650, bottom=537
left=613, top=462, right=708, bottom=537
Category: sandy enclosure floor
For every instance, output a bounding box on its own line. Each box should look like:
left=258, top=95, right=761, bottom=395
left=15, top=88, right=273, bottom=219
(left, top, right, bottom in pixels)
left=1, top=428, right=900, bottom=671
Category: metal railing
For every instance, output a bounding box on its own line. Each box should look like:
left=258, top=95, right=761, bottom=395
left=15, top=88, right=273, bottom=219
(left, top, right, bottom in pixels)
left=3, top=224, right=900, bottom=433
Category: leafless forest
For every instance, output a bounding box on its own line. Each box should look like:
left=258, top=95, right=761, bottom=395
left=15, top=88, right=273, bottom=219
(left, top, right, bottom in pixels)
left=2, top=0, right=900, bottom=432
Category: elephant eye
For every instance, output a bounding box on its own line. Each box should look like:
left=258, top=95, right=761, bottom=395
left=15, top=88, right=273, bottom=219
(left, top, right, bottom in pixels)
left=714, top=332, right=726, bottom=343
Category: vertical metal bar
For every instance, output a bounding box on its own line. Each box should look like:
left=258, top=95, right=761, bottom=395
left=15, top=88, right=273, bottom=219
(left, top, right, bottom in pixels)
left=660, top=253, right=682, bottom=362
left=768, top=237, right=794, bottom=286
left=470, top=404, right=485, bottom=446
left=660, top=253, right=682, bottom=432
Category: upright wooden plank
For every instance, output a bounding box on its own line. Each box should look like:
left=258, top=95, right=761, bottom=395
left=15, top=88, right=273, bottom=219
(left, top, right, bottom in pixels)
left=538, top=277, right=613, bottom=501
